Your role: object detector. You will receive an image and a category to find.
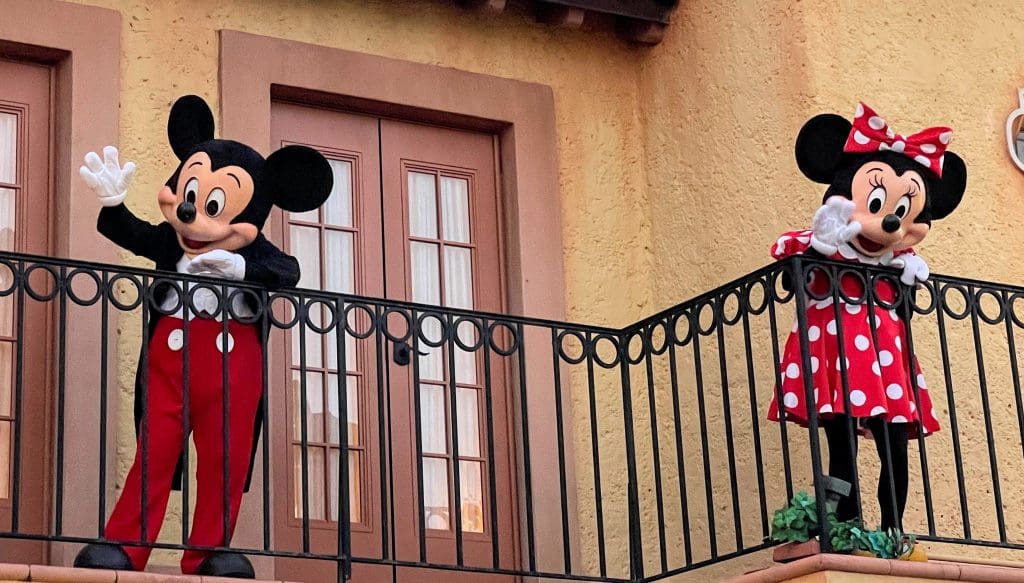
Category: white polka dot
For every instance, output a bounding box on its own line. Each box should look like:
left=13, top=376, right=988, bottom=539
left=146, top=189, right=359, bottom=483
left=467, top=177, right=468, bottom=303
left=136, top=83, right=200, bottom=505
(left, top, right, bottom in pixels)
left=835, top=356, right=850, bottom=370
left=869, top=116, right=886, bottom=130
left=875, top=315, right=883, bottom=328
left=855, top=103, right=864, bottom=118
left=886, top=128, right=896, bottom=139
left=854, top=335, right=870, bottom=351
left=808, top=326, right=821, bottom=341
left=853, top=129, right=871, bottom=145
left=216, top=332, right=235, bottom=354
left=914, top=155, right=931, bottom=167
left=786, top=363, right=800, bottom=379
left=814, top=388, right=819, bottom=401
left=895, top=337, right=902, bottom=351
left=880, top=350, right=894, bottom=366
left=878, top=142, right=891, bottom=151
left=797, top=235, right=811, bottom=244
left=939, top=131, right=952, bottom=145
left=820, top=404, right=834, bottom=414
left=846, top=303, right=862, bottom=315
left=891, top=141, right=906, bottom=153
left=916, top=374, right=927, bottom=389
left=910, top=401, right=917, bottom=413
left=940, top=156, right=945, bottom=171
left=892, top=415, right=908, bottom=423
left=872, top=361, right=881, bottom=376
left=167, top=329, right=184, bottom=351
left=827, top=320, right=838, bottom=335
left=850, top=390, right=867, bottom=406
left=871, top=406, right=887, bottom=416
left=811, top=356, right=820, bottom=373
left=921, top=143, right=937, bottom=154
left=784, top=392, right=799, bottom=408
left=792, top=319, right=799, bottom=333
left=886, top=384, right=904, bottom=399
left=814, top=297, right=835, bottom=310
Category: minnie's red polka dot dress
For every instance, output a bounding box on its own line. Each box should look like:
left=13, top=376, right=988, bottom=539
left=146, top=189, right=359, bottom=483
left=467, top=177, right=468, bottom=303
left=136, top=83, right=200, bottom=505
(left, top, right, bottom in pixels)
left=766, top=230, right=940, bottom=438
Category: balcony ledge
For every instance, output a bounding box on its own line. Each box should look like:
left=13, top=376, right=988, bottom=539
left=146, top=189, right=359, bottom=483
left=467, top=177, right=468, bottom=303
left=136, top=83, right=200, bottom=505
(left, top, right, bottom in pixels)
left=724, top=553, right=1024, bottom=583
left=0, top=563, right=297, bottom=583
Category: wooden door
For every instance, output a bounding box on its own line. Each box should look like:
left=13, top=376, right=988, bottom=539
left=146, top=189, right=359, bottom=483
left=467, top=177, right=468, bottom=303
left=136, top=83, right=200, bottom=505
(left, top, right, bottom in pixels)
left=0, top=57, right=53, bottom=563
left=270, top=103, right=515, bottom=582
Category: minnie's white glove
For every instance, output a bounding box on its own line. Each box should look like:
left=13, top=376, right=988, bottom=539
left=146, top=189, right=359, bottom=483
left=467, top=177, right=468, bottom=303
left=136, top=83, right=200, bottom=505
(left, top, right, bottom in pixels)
left=186, top=250, right=247, bottom=281
left=80, top=146, right=136, bottom=207
left=890, top=253, right=929, bottom=286
left=810, top=196, right=862, bottom=256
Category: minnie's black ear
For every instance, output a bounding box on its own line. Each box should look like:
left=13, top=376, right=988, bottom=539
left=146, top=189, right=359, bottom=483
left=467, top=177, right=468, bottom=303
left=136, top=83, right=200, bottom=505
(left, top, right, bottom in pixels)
left=168, top=95, right=215, bottom=160
left=795, top=113, right=852, bottom=184
left=263, top=145, right=334, bottom=213
left=927, top=151, right=967, bottom=221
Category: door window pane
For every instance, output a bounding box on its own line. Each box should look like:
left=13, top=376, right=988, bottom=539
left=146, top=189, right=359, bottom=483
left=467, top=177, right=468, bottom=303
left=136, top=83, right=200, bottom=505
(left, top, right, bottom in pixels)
left=324, top=230, right=354, bottom=294
left=441, top=177, right=470, bottom=243
left=420, top=385, right=447, bottom=455
left=0, top=113, right=15, bottom=184
left=293, top=446, right=326, bottom=521
left=459, top=460, right=484, bottom=533
left=456, top=387, right=480, bottom=457
left=327, top=374, right=359, bottom=446
left=409, top=172, right=438, bottom=238
left=324, top=160, right=353, bottom=227
left=423, top=457, right=449, bottom=530
left=291, top=371, right=325, bottom=443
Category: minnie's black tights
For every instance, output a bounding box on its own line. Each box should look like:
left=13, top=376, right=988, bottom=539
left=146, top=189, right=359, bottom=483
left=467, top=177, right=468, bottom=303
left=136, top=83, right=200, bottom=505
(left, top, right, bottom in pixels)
left=822, top=415, right=909, bottom=531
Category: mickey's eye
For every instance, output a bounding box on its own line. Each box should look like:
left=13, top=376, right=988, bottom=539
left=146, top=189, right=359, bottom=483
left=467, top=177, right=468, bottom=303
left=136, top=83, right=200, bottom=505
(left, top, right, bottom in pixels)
left=184, top=178, right=199, bottom=204
left=894, top=195, right=911, bottom=219
left=205, top=188, right=225, bottom=218
left=867, top=187, right=886, bottom=214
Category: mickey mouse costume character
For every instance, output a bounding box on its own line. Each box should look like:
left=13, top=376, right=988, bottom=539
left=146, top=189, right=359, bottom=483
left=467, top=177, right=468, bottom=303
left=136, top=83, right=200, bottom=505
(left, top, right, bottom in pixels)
left=767, top=103, right=967, bottom=534
left=73, top=96, right=333, bottom=577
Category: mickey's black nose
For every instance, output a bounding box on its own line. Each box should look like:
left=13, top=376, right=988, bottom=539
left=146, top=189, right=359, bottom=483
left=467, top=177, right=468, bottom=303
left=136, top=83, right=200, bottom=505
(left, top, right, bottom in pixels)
left=177, top=202, right=196, bottom=224
left=881, top=214, right=901, bottom=233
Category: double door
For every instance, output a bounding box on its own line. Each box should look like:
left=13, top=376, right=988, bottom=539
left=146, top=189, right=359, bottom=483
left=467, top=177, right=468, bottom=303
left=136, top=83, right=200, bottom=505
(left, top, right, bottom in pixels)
left=271, top=102, right=516, bottom=582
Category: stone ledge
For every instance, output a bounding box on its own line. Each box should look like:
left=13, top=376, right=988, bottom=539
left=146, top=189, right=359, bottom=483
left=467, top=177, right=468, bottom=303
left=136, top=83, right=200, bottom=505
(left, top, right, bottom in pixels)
left=0, top=563, right=297, bottom=583
left=722, top=553, right=1024, bottom=583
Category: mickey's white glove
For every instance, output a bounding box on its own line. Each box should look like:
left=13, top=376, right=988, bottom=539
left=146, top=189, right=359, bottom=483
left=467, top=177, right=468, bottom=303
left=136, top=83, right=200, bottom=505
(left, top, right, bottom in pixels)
left=810, top=196, right=862, bottom=256
left=186, top=250, right=247, bottom=281
left=80, top=146, right=136, bottom=208
left=890, top=253, right=929, bottom=286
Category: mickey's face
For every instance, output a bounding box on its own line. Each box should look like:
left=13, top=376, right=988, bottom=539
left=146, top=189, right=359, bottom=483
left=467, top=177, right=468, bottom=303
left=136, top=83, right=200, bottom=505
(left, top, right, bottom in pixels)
left=846, top=162, right=930, bottom=257
left=158, top=152, right=259, bottom=256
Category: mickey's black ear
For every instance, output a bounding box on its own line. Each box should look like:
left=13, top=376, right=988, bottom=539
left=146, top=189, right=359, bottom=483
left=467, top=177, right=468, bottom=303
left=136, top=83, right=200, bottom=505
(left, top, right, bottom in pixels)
left=927, top=151, right=967, bottom=221
left=263, top=145, right=334, bottom=213
left=795, top=113, right=852, bottom=184
left=168, top=95, right=215, bottom=160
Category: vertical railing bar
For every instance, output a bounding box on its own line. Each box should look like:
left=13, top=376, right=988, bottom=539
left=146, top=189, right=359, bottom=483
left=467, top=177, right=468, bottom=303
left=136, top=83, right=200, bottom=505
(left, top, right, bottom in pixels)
left=298, top=295, right=311, bottom=553
left=766, top=297, right=794, bottom=500
left=9, top=261, right=23, bottom=531
left=383, top=310, right=398, bottom=570
left=899, top=284, right=934, bottom=535
left=98, top=270, right=110, bottom=538
left=515, top=322, right=537, bottom=574
left=1003, top=289, right=1024, bottom=511
left=690, top=324, right=717, bottom=558
left=181, top=282, right=191, bottom=546
left=967, top=284, right=1007, bottom=542
left=934, top=287, right=970, bottom=538
left=549, top=327, right=572, bottom=574
left=864, top=274, right=898, bottom=537
left=335, top=296, right=351, bottom=578
left=260, top=291, right=271, bottom=552
left=139, top=274, right=150, bottom=544
left=739, top=302, right=769, bottom=539
left=713, top=299, right=743, bottom=552
left=791, top=258, right=831, bottom=551
left=410, top=309, right=427, bottom=563
left=447, top=314, right=465, bottom=566
left=220, top=283, right=231, bottom=547
left=642, top=331, right=668, bottom=572
left=829, top=269, right=862, bottom=522
left=584, top=332, right=607, bottom=578
left=617, top=330, right=644, bottom=583
left=54, top=266, right=67, bottom=536
left=373, top=304, right=390, bottom=558
left=481, top=318, right=501, bottom=570
left=666, top=334, right=693, bottom=566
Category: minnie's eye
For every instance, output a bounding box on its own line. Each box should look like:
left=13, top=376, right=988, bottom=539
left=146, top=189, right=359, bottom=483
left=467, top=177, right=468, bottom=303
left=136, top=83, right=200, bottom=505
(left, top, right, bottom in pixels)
left=867, top=187, right=886, bottom=214
left=205, top=188, right=225, bottom=218
left=184, top=178, right=199, bottom=204
left=894, top=195, right=911, bottom=219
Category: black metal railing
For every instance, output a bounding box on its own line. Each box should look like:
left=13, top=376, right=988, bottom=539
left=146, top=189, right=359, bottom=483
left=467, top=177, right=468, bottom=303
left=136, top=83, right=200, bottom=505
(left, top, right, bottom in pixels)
left=2, top=250, right=1024, bottom=581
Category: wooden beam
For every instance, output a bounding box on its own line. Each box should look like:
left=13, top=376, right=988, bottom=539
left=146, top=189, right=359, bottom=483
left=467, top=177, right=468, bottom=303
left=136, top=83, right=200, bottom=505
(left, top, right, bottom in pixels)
left=456, top=0, right=507, bottom=13
left=536, top=4, right=586, bottom=28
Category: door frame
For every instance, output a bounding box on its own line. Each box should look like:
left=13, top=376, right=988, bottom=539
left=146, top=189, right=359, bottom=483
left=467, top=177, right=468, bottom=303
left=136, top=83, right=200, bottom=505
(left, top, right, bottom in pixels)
left=220, top=30, right=578, bottom=577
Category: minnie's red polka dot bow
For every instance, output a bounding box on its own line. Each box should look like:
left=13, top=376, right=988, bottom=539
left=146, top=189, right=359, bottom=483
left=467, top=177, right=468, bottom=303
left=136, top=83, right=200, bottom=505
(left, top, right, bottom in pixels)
left=843, top=102, right=952, bottom=178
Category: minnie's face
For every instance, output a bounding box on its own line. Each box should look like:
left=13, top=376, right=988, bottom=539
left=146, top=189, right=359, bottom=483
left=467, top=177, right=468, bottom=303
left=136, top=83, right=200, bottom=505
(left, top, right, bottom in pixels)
left=847, top=162, right=930, bottom=257
left=158, top=152, right=259, bottom=256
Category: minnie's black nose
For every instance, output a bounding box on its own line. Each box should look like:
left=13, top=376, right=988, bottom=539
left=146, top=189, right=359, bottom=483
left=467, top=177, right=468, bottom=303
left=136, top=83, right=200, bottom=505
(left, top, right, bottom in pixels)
left=177, top=202, right=196, bottom=224
left=881, top=214, right=901, bottom=233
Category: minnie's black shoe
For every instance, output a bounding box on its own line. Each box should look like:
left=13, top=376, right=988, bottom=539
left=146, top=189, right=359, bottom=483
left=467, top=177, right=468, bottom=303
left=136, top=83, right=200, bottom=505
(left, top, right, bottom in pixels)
left=73, top=543, right=133, bottom=570
left=196, top=552, right=255, bottom=579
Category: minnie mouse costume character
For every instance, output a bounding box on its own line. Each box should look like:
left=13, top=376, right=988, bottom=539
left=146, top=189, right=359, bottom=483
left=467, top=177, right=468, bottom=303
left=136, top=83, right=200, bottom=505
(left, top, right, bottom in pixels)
left=768, top=103, right=966, bottom=532
left=73, top=96, right=333, bottom=577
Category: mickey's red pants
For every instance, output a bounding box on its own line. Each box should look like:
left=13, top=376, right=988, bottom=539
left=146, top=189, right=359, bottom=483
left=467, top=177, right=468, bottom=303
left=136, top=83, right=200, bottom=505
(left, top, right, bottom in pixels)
left=104, top=317, right=262, bottom=573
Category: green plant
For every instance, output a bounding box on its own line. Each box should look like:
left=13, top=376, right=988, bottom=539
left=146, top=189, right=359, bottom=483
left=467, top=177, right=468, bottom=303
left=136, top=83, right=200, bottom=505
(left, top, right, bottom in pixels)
left=828, top=518, right=862, bottom=552
left=770, top=492, right=819, bottom=543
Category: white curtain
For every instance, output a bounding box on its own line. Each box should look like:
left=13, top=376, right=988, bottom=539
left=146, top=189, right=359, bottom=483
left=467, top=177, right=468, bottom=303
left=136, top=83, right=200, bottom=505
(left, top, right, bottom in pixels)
left=0, top=113, right=15, bottom=185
